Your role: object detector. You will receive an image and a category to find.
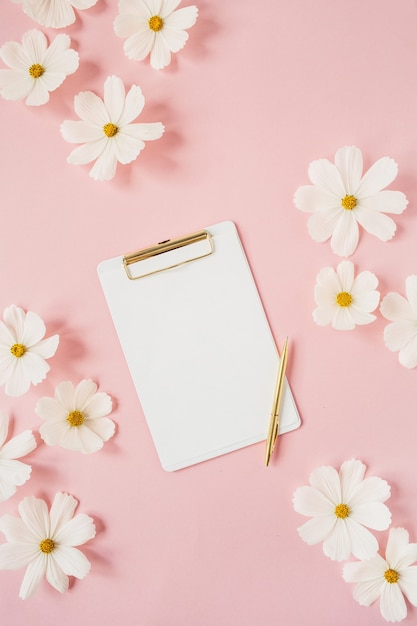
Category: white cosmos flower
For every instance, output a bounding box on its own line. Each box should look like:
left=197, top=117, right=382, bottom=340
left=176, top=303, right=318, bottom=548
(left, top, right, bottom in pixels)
left=0, top=492, right=95, bottom=599
left=12, top=0, right=98, bottom=28
left=293, top=459, right=391, bottom=562
left=60, top=75, right=164, bottom=181
left=313, top=260, right=380, bottom=330
left=294, top=146, right=408, bottom=257
left=0, top=411, right=36, bottom=502
left=114, top=0, right=198, bottom=70
left=36, top=379, right=115, bottom=453
left=380, top=275, right=417, bottom=369
left=0, top=305, right=59, bottom=397
left=0, top=29, right=79, bottom=106
left=343, top=528, right=417, bottom=623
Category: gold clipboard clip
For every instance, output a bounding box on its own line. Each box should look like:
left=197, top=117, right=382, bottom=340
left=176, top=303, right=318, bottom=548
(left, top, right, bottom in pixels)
left=123, top=229, right=214, bottom=280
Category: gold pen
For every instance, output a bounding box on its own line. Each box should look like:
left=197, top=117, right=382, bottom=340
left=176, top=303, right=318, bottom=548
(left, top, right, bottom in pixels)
left=264, top=337, right=289, bottom=466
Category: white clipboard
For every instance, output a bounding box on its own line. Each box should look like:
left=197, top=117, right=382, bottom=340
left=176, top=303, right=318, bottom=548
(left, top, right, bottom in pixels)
left=97, top=221, right=300, bottom=471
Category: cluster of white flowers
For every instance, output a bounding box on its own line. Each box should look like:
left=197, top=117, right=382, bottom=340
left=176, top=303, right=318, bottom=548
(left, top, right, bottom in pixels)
left=0, top=304, right=117, bottom=598
left=293, top=459, right=417, bottom=623
left=0, top=0, right=198, bottom=180
left=295, top=145, right=417, bottom=369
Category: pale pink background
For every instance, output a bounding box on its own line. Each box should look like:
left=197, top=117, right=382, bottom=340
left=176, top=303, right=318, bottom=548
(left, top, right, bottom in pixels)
left=1, top=1, right=417, bottom=624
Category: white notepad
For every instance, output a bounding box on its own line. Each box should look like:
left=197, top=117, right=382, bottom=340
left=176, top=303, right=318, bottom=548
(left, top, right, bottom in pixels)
left=97, top=221, right=300, bottom=471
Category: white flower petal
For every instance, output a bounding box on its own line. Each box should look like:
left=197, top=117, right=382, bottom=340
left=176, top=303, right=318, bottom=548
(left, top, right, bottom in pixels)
left=307, top=207, right=344, bottom=243
left=36, top=397, right=67, bottom=422
left=0, top=70, right=33, bottom=101
left=380, top=293, right=414, bottom=323
left=336, top=260, right=355, bottom=292
left=386, top=528, right=417, bottom=569
left=21, top=29, right=47, bottom=62
left=332, top=306, right=356, bottom=331
left=380, top=582, right=407, bottom=623
left=150, top=31, right=172, bottom=69
left=297, top=515, right=336, bottom=546
left=88, top=141, right=118, bottom=181
left=351, top=502, right=392, bottom=531
left=70, top=0, right=98, bottom=8
left=73, top=379, right=97, bottom=411
left=23, top=1, right=76, bottom=28
left=356, top=156, right=398, bottom=197
left=322, top=520, right=352, bottom=561
left=25, top=75, right=50, bottom=105
left=164, top=5, right=198, bottom=29
left=19, top=554, right=47, bottom=599
left=0, top=513, right=37, bottom=543
left=60, top=120, right=104, bottom=143
left=294, top=185, right=340, bottom=213
left=46, top=556, right=68, bottom=593
left=330, top=210, right=359, bottom=257
left=118, top=84, right=145, bottom=126
left=66, top=138, right=107, bottom=166
left=4, top=305, right=26, bottom=340
left=18, top=496, right=50, bottom=539
left=49, top=493, right=78, bottom=537
left=293, top=485, right=335, bottom=517
left=113, top=132, right=145, bottom=164
left=351, top=290, right=380, bottom=314
left=360, top=190, right=408, bottom=215
left=406, top=276, right=417, bottom=313
left=383, top=322, right=417, bottom=358
left=312, top=304, right=337, bottom=327
left=0, top=459, right=32, bottom=500
left=160, top=24, right=189, bottom=53
left=354, top=205, right=397, bottom=241
left=338, top=459, right=366, bottom=500
left=123, top=30, right=155, bottom=61
left=343, top=559, right=386, bottom=606
left=398, top=336, right=417, bottom=368
left=308, top=158, right=346, bottom=197
left=54, top=514, right=96, bottom=546
left=74, top=90, right=108, bottom=126
left=349, top=476, right=391, bottom=507
left=0, top=430, right=36, bottom=460
left=0, top=541, right=39, bottom=570
left=39, top=420, right=71, bottom=447
left=160, top=0, right=182, bottom=16
left=103, top=75, right=126, bottom=124
left=84, top=391, right=112, bottom=418
left=52, top=545, right=91, bottom=578
left=76, top=425, right=106, bottom=453
left=399, top=567, right=417, bottom=606
left=334, top=146, right=363, bottom=195
left=84, top=416, right=115, bottom=442
left=55, top=381, right=76, bottom=410
left=31, top=334, right=59, bottom=359
left=0, top=40, right=31, bottom=70
left=347, top=519, right=381, bottom=560
left=123, top=121, right=165, bottom=142
left=0, top=411, right=9, bottom=448
left=114, top=7, right=151, bottom=38
left=309, top=465, right=341, bottom=503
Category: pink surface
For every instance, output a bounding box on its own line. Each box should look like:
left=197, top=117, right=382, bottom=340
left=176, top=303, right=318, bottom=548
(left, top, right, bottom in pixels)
left=1, top=0, right=417, bottom=624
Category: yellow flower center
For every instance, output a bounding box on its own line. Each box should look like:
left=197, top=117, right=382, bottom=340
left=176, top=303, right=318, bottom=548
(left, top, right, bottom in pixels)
left=384, top=569, right=399, bottom=584
left=341, top=195, right=357, bottom=210
left=10, top=343, right=27, bottom=358
left=39, top=538, right=55, bottom=554
left=334, top=503, right=350, bottom=519
left=103, top=123, right=118, bottom=138
left=67, top=410, right=85, bottom=427
left=336, top=291, right=353, bottom=307
left=148, top=15, right=164, bottom=31
left=29, top=63, right=45, bottom=79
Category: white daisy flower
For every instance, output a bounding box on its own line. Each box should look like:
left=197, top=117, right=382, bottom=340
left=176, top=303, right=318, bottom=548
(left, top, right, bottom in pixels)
left=36, top=379, right=115, bottom=454
left=12, top=0, right=98, bottom=29
left=0, top=305, right=59, bottom=397
left=0, top=492, right=95, bottom=599
left=313, top=260, right=380, bottom=330
left=380, top=275, right=417, bottom=369
left=293, top=459, right=391, bottom=562
left=0, top=411, right=37, bottom=502
left=294, top=146, right=408, bottom=257
left=0, top=30, right=79, bottom=106
left=60, top=74, right=165, bottom=181
left=114, top=0, right=198, bottom=70
left=343, top=527, right=417, bottom=623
